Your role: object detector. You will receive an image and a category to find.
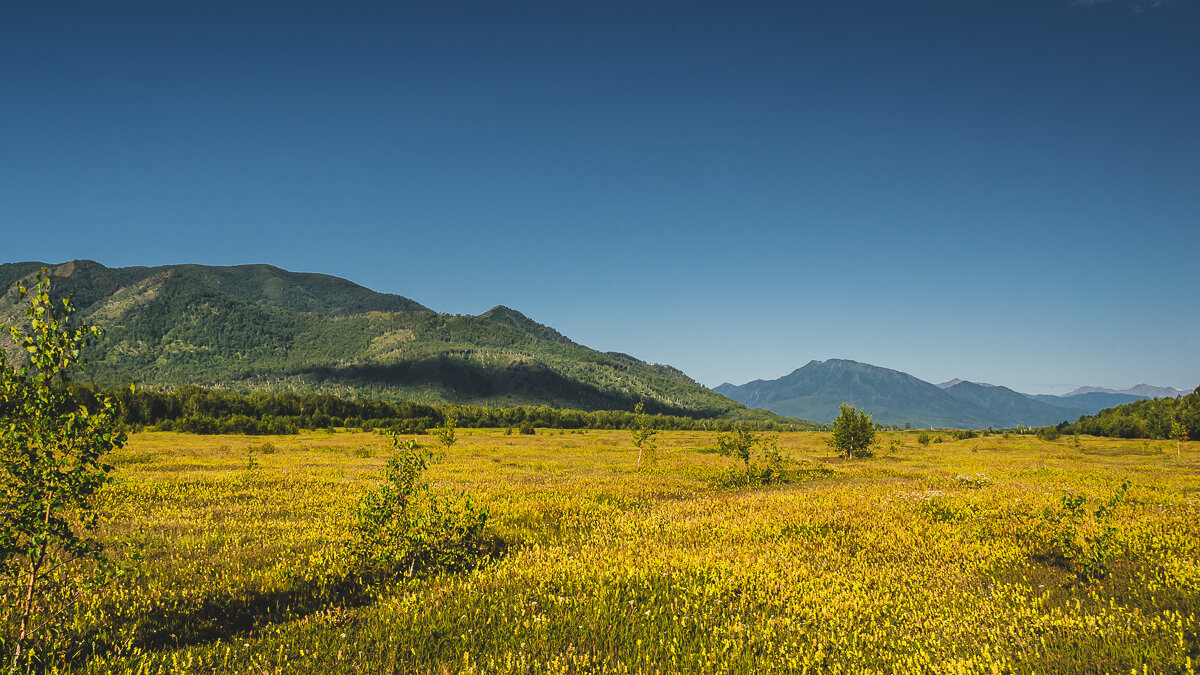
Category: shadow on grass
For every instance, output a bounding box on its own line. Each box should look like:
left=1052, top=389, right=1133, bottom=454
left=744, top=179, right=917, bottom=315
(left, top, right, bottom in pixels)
left=71, top=533, right=516, bottom=665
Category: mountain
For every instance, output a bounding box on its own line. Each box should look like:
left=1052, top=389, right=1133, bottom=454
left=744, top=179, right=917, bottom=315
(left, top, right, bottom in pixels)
left=937, top=379, right=995, bottom=389
left=0, top=260, right=779, bottom=420
left=716, top=360, right=993, bottom=428
left=940, top=381, right=1084, bottom=427
left=716, top=360, right=1088, bottom=428
left=1067, top=384, right=1189, bottom=399
left=1029, top=392, right=1148, bottom=416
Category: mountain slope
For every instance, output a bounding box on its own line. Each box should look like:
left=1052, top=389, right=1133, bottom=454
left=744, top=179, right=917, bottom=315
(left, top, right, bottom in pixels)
left=716, top=360, right=1093, bottom=428
left=715, top=359, right=998, bottom=427
left=1067, top=384, right=1188, bottom=399
left=1029, top=392, right=1147, bottom=416
left=941, top=381, right=1084, bottom=427
left=0, top=260, right=767, bottom=419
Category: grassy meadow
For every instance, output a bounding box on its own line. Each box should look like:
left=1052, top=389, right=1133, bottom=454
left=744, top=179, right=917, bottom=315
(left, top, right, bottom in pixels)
left=50, top=428, right=1200, bottom=673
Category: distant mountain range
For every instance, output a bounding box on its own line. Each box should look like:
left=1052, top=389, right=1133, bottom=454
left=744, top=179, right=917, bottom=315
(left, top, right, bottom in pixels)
left=716, top=359, right=1190, bottom=428
left=4, top=260, right=1186, bottom=430
left=0, top=260, right=792, bottom=422
left=1065, top=384, right=1188, bottom=398
left=1027, top=392, right=1146, bottom=414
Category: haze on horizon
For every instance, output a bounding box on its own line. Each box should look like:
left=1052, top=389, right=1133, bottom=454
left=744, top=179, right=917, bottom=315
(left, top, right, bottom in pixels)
left=2, top=1, right=1197, bottom=396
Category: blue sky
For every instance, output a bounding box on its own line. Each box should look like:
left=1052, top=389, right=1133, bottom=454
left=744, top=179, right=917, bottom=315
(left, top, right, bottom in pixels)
left=2, top=1, right=1197, bottom=395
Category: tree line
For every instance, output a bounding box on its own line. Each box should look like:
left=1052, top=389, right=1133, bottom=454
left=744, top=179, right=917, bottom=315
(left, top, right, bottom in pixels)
left=1055, top=387, right=1200, bottom=441
left=67, top=384, right=821, bottom=435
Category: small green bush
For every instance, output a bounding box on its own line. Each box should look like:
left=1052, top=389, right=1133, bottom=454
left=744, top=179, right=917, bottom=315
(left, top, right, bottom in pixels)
left=713, top=428, right=789, bottom=487
left=435, top=415, right=457, bottom=448
left=1035, top=427, right=1061, bottom=442
left=1040, top=479, right=1129, bottom=582
left=349, top=435, right=488, bottom=580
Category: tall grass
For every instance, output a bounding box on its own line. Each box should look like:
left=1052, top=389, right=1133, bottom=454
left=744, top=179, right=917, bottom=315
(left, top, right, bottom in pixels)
left=32, top=429, right=1200, bottom=673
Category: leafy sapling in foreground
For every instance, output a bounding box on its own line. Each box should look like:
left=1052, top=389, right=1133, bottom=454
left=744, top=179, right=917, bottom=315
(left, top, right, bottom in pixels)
left=0, top=272, right=129, bottom=671
left=1041, top=479, right=1130, bottom=582
left=631, top=402, right=658, bottom=470
left=349, top=433, right=488, bottom=581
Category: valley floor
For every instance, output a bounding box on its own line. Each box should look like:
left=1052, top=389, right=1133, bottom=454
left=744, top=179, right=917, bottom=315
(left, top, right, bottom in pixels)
left=46, top=430, right=1200, bottom=673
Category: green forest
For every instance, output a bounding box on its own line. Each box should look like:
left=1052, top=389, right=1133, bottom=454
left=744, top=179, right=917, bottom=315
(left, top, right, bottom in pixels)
left=79, top=385, right=824, bottom=435
left=1057, top=387, right=1200, bottom=440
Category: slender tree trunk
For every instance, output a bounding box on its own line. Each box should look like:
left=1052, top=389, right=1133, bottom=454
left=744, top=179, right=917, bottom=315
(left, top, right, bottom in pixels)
left=12, top=502, right=52, bottom=673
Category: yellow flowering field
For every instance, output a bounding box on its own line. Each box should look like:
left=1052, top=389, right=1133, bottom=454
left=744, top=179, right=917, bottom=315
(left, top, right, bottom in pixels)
left=54, top=429, right=1200, bottom=673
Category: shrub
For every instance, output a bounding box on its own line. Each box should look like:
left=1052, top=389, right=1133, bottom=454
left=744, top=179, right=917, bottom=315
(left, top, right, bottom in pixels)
left=435, top=415, right=457, bottom=448
left=1041, top=479, right=1130, bottom=582
left=714, top=428, right=788, bottom=487
left=349, top=434, right=488, bottom=580
left=1035, top=427, right=1061, bottom=441
left=917, top=432, right=932, bottom=446
left=830, top=404, right=876, bottom=459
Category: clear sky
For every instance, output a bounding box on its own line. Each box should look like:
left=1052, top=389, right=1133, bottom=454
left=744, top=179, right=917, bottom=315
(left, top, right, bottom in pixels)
left=2, top=1, right=1197, bottom=395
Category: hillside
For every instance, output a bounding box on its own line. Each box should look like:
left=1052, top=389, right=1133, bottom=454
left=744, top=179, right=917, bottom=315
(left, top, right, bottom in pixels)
left=715, top=359, right=990, bottom=427
left=941, top=381, right=1084, bottom=427
left=0, top=260, right=779, bottom=420
left=1068, top=384, right=1189, bottom=398
left=1029, top=392, right=1147, bottom=416
left=716, top=359, right=1090, bottom=428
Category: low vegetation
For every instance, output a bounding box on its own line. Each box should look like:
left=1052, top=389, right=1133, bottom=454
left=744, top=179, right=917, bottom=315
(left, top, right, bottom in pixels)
left=0, top=426, right=1194, bottom=672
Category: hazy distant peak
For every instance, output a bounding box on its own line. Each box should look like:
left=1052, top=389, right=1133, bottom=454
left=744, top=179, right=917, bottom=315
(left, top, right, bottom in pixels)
left=1067, top=384, right=1187, bottom=398
left=938, top=379, right=995, bottom=389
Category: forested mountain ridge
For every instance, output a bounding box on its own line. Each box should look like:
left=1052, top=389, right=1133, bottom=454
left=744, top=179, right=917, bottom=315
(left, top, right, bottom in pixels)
left=716, top=359, right=1101, bottom=428
left=0, top=260, right=783, bottom=420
